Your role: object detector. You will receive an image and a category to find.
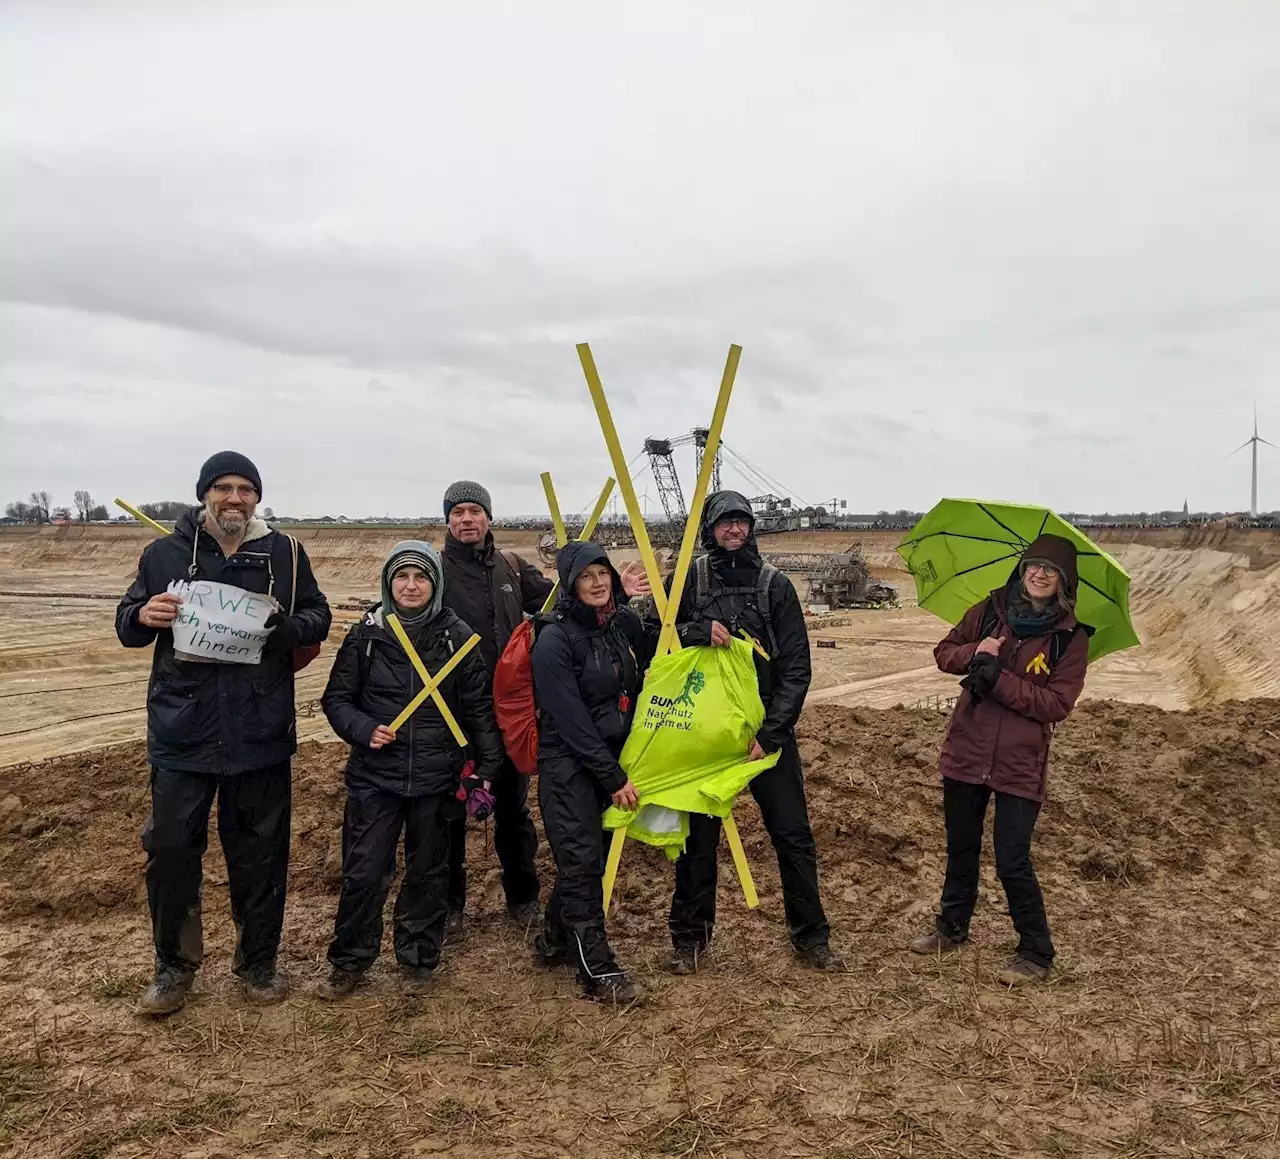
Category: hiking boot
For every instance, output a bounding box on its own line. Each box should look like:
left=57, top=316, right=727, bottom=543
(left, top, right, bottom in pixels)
left=910, top=929, right=966, bottom=956
left=444, top=907, right=465, bottom=940
left=138, top=974, right=192, bottom=1017
left=242, top=970, right=289, bottom=1005
left=401, top=966, right=436, bottom=995
left=533, top=932, right=573, bottom=969
left=314, top=968, right=364, bottom=1002
left=508, top=899, right=543, bottom=928
left=796, top=944, right=846, bottom=972
left=998, top=956, right=1051, bottom=986
left=585, top=974, right=643, bottom=1005
left=664, top=945, right=707, bottom=976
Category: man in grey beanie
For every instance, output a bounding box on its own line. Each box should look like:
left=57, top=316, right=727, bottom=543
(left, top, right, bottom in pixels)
left=439, top=481, right=554, bottom=931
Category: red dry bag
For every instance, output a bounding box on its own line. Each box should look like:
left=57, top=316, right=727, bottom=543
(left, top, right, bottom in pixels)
left=493, top=619, right=539, bottom=775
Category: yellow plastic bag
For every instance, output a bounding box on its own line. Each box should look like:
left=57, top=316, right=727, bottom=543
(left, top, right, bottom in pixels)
left=603, top=638, right=778, bottom=856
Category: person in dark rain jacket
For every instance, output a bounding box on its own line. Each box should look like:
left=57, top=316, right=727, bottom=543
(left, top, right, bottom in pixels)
left=438, top=481, right=554, bottom=933
left=910, top=533, right=1090, bottom=985
left=531, top=541, right=656, bottom=1004
left=662, top=491, right=843, bottom=974
left=318, top=541, right=502, bottom=997
left=115, top=451, right=332, bottom=1016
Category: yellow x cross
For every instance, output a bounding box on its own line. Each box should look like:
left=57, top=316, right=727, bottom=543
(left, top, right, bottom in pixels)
left=385, top=613, right=480, bottom=741
left=1026, top=652, right=1051, bottom=676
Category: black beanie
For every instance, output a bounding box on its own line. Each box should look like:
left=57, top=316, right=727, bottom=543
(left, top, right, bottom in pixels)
left=197, top=451, right=263, bottom=501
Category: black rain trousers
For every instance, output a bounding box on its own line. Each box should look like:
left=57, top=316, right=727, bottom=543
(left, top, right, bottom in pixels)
left=143, top=761, right=291, bottom=982
left=328, top=784, right=457, bottom=974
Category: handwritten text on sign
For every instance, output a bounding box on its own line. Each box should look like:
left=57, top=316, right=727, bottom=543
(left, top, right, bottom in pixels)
left=167, top=579, right=277, bottom=665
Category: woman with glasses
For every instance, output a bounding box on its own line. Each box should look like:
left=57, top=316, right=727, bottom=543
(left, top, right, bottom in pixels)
left=910, top=534, right=1091, bottom=985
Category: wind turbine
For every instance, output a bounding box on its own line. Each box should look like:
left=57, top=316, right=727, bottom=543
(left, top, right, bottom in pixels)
left=1228, top=405, right=1277, bottom=517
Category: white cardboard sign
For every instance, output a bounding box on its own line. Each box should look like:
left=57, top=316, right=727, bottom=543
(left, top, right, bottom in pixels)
left=167, top=579, right=277, bottom=665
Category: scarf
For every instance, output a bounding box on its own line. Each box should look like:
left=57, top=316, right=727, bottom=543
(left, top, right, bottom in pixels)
left=1003, top=577, right=1064, bottom=639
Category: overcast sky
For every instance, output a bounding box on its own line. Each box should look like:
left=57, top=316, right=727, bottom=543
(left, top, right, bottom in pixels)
left=3, top=0, right=1279, bottom=519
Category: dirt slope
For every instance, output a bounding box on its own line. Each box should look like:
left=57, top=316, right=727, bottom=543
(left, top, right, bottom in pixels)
left=1, top=699, right=1277, bottom=1157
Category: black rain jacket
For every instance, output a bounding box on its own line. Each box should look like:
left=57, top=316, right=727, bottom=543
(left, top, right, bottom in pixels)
left=440, top=532, right=555, bottom=676
left=115, top=508, right=332, bottom=775
left=322, top=606, right=503, bottom=798
left=531, top=542, right=657, bottom=795
left=667, top=490, right=811, bottom=754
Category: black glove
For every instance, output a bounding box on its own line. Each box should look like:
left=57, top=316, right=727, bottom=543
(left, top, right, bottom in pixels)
left=263, top=611, right=302, bottom=653
left=960, top=653, right=1002, bottom=704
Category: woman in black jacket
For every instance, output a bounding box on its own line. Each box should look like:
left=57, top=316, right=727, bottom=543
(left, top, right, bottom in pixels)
left=531, top=541, right=656, bottom=1004
left=318, top=541, right=502, bottom=997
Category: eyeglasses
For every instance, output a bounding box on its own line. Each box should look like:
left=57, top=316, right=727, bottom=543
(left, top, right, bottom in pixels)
left=716, top=517, right=751, bottom=530
left=1023, top=562, right=1060, bottom=577
left=209, top=483, right=259, bottom=499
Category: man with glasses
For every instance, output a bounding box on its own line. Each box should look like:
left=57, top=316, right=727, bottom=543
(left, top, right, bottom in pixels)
left=116, top=451, right=331, bottom=1015
left=662, top=490, right=843, bottom=974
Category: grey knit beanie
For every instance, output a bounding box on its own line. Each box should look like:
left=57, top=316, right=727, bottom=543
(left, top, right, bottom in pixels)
left=443, top=480, right=492, bottom=520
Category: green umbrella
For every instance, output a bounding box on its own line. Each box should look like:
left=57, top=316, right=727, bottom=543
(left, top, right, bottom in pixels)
left=897, top=498, right=1140, bottom=662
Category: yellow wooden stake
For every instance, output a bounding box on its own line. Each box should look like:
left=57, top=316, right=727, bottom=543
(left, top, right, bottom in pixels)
left=541, top=472, right=569, bottom=548
left=385, top=614, right=478, bottom=742
left=656, top=344, right=741, bottom=659
left=539, top=476, right=616, bottom=615
left=722, top=813, right=760, bottom=908
left=114, top=498, right=171, bottom=536
left=601, top=826, right=628, bottom=915
left=577, top=343, right=667, bottom=623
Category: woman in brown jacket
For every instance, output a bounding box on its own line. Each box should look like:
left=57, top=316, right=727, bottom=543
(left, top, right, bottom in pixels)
left=910, top=534, right=1091, bottom=985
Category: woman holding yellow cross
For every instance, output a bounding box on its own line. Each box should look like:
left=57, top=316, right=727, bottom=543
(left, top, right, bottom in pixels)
left=317, top=541, right=502, bottom=998
left=912, top=534, right=1090, bottom=986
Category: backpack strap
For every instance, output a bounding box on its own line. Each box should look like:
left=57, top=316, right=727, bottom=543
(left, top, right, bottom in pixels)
left=499, top=549, right=522, bottom=581
left=977, top=596, right=999, bottom=643
left=754, top=563, right=779, bottom=656
left=1049, top=624, right=1087, bottom=669
left=287, top=534, right=299, bottom=616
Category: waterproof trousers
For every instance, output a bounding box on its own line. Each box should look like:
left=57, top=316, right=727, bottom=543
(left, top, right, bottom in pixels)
left=328, top=785, right=456, bottom=974
left=669, top=737, right=830, bottom=952
left=142, top=762, right=291, bottom=983
left=936, top=778, right=1055, bottom=966
left=538, top=756, right=623, bottom=985
left=447, top=754, right=539, bottom=913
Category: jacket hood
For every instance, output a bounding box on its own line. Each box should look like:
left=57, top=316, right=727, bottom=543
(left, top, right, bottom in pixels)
left=700, top=490, right=759, bottom=554
left=380, top=539, right=445, bottom=626
left=555, top=540, right=624, bottom=622
left=1009, top=533, right=1079, bottom=599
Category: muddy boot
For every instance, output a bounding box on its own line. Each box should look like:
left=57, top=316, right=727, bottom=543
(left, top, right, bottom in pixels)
left=507, top=899, right=543, bottom=929
left=998, top=956, right=1051, bottom=987
left=585, top=973, right=643, bottom=1005
left=796, top=944, right=846, bottom=972
left=444, top=907, right=465, bottom=941
left=314, top=968, right=364, bottom=1002
left=910, top=929, right=966, bottom=956
left=664, top=945, right=707, bottom=976
left=401, top=966, right=436, bottom=996
left=138, top=973, right=192, bottom=1017
left=242, top=969, right=289, bottom=1005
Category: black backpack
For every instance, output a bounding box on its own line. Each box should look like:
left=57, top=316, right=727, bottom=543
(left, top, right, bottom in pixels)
left=689, top=553, right=780, bottom=657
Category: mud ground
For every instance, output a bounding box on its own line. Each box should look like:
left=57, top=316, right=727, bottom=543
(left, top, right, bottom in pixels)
left=1, top=698, right=1277, bottom=1158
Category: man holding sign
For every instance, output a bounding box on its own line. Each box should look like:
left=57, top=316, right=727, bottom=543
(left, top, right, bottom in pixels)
left=115, top=451, right=332, bottom=1015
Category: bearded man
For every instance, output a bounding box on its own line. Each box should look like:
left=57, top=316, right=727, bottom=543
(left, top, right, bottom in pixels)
left=116, top=451, right=331, bottom=1015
